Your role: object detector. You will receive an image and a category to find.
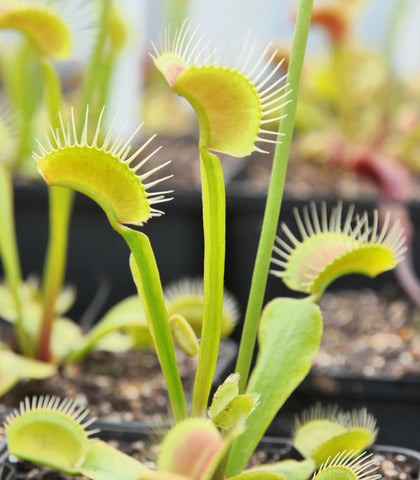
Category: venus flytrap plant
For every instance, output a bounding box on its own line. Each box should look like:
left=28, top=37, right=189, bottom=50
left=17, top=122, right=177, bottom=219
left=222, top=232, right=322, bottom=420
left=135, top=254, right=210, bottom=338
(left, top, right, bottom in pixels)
left=1, top=0, right=409, bottom=479
left=3, top=396, right=382, bottom=480
left=152, top=18, right=290, bottom=417
left=148, top=4, right=406, bottom=477
left=34, top=106, right=188, bottom=421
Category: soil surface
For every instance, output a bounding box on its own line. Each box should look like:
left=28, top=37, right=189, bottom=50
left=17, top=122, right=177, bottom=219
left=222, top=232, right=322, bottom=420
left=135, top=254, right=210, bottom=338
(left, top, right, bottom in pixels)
left=314, top=286, right=420, bottom=378
left=1, top=348, right=195, bottom=424
left=0, top=321, right=235, bottom=425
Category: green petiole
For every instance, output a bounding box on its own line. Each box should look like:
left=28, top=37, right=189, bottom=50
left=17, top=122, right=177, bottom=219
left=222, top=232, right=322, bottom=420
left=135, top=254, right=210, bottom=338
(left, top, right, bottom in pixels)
left=235, top=0, right=314, bottom=393
left=191, top=147, right=226, bottom=417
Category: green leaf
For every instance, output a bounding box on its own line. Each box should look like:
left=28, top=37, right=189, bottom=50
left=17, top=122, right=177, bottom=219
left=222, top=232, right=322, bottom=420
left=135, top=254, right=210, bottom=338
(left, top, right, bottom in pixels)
left=67, top=295, right=150, bottom=361
left=0, top=350, right=56, bottom=396
left=93, top=331, right=135, bottom=353
left=228, top=471, right=286, bottom=480
left=50, top=317, right=83, bottom=361
left=80, top=440, right=153, bottom=480
left=208, top=373, right=240, bottom=418
left=209, top=374, right=258, bottom=431
left=226, top=298, right=322, bottom=476
left=245, top=458, right=315, bottom=480
left=211, top=393, right=259, bottom=431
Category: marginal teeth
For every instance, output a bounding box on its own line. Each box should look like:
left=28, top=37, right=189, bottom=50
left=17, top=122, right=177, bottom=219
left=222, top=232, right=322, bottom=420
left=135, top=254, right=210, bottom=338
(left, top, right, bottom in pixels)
left=153, top=20, right=290, bottom=154
left=4, top=395, right=97, bottom=436
left=270, top=201, right=407, bottom=295
left=34, top=107, right=173, bottom=224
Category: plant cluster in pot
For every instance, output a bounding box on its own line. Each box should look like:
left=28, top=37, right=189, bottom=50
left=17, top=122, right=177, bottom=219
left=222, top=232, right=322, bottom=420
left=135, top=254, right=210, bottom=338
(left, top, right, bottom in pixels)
left=0, top=0, right=238, bottom=431
left=1, top=0, right=419, bottom=478
left=223, top=0, right=420, bottom=449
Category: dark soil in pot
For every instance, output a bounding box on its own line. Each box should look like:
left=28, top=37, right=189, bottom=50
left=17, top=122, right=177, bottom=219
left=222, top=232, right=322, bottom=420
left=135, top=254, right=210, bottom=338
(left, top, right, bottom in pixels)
left=314, top=285, right=420, bottom=378
left=0, top=319, right=236, bottom=429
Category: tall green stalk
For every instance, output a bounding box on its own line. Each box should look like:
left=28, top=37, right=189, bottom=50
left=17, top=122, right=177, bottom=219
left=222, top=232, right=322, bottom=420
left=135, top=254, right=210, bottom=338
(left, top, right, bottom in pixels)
left=119, top=228, right=188, bottom=422
left=0, top=166, right=28, bottom=354
left=235, top=0, right=314, bottom=393
left=191, top=148, right=226, bottom=417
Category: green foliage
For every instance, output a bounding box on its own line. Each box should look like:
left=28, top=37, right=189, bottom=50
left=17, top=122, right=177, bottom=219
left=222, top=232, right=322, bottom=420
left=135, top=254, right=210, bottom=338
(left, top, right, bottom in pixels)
left=78, top=441, right=152, bottom=480
left=246, top=459, right=315, bottom=480
left=0, top=349, right=56, bottom=396
left=1, top=2, right=406, bottom=480
left=227, top=298, right=323, bottom=476
left=271, top=203, right=406, bottom=300
left=293, top=405, right=378, bottom=468
left=209, top=374, right=259, bottom=430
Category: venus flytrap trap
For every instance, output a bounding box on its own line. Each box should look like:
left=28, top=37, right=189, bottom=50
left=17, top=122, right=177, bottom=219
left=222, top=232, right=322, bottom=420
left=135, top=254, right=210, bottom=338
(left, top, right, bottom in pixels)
left=294, top=0, right=420, bottom=309
left=292, top=405, right=378, bottom=469
left=164, top=278, right=239, bottom=339
left=270, top=202, right=406, bottom=301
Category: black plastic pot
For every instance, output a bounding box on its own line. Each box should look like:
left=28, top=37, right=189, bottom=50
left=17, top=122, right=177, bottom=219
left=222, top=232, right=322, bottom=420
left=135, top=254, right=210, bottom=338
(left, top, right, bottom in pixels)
left=10, top=180, right=205, bottom=324
left=2, top=432, right=420, bottom=480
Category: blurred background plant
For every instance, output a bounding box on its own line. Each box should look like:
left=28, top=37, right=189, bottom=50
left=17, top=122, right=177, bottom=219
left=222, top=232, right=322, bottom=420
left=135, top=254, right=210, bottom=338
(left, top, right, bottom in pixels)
left=0, top=0, right=243, bottom=397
